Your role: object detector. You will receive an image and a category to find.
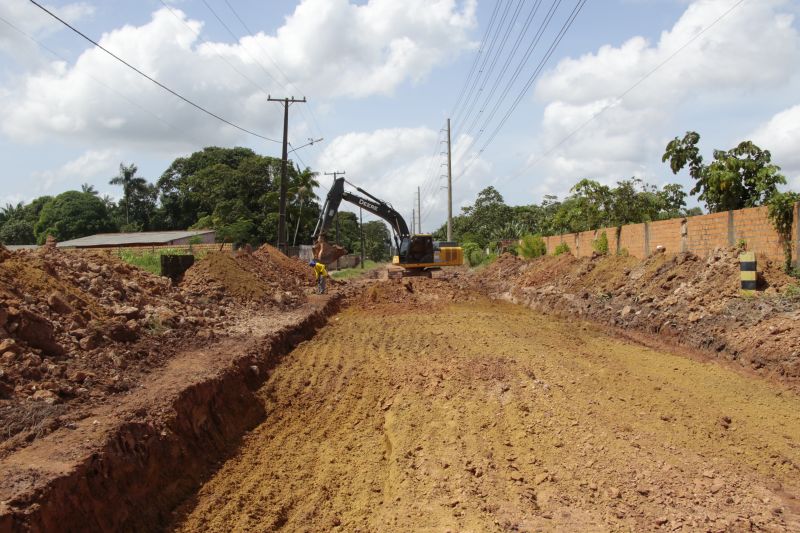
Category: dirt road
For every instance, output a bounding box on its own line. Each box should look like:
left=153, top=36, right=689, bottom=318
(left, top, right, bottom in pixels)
left=176, top=295, right=800, bottom=532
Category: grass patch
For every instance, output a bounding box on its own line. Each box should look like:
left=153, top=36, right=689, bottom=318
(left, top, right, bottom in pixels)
left=117, top=247, right=210, bottom=275
left=331, top=260, right=383, bottom=280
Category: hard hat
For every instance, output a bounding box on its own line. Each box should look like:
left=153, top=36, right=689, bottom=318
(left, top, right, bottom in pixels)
left=309, top=260, right=316, bottom=266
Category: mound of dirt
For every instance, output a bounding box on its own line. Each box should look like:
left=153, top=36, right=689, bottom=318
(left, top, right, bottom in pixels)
left=0, top=247, right=227, bottom=453
left=354, top=275, right=476, bottom=313
left=475, top=248, right=800, bottom=384
left=181, top=247, right=312, bottom=307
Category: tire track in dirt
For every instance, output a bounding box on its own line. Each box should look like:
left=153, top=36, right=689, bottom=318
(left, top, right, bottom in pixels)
left=176, top=297, right=800, bottom=532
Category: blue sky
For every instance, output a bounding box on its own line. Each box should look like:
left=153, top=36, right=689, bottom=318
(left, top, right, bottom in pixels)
left=1, top=0, right=798, bottom=232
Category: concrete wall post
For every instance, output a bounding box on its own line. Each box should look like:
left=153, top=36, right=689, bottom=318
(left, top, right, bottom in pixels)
left=644, top=222, right=650, bottom=257
left=727, top=210, right=735, bottom=246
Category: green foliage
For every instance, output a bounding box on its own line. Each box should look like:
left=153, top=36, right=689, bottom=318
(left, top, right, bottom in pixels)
left=462, top=242, right=485, bottom=267
left=117, top=248, right=195, bottom=275
left=618, top=247, right=629, bottom=257
left=553, top=242, right=570, bottom=256
left=0, top=219, right=34, bottom=245
left=156, top=146, right=319, bottom=246
left=363, top=221, right=391, bottom=262
left=767, top=191, right=800, bottom=272
left=663, top=131, right=785, bottom=212
left=109, top=163, right=156, bottom=229
left=34, top=191, right=115, bottom=243
left=517, top=234, right=547, bottom=259
left=330, top=260, right=381, bottom=280
left=593, top=231, right=609, bottom=255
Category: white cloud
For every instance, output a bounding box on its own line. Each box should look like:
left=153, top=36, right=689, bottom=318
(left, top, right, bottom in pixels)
left=1, top=0, right=476, bottom=150
left=316, top=127, right=488, bottom=231
left=528, top=0, right=800, bottom=198
left=751, top=104, right=800, bottom=189
left=0, top=0, right=94, bottom=62
left=32, top=148, right=119, bottom=194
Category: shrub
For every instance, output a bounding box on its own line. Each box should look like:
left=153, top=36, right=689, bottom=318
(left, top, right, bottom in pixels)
left=517, top=234, right=547, bottom=259
left=767, top=191, right=800, bottom=273
left=554, top=242, right=570, bottom=256
left=462, top=242, right=485, bottom=267
left=592, top=231, right=609, bottom=255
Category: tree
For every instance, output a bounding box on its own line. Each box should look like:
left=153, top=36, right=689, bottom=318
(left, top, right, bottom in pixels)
left=156, top=146, right=319, bottom=246
left=110, top=163, right=148, bottom=226
left=81, top=183, right=98, bottom=195
left=663, top=131, right=785, bottom=212
left=0, top=219, right=35, bottom=245
left=363, top=220, right=391, bottom=262
left=34, top=191, right=115, bottom=244
left=288, top=166, right=320, bottom=246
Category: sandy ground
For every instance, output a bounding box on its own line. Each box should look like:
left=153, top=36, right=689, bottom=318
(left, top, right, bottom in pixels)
left=176, top=297, right=800, bottom=532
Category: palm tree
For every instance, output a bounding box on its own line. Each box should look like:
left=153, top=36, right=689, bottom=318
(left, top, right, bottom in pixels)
left=81, top=183, right=99, bottom=195
left=290, top=166, right=320, bottom=245
left=0, top=202, right=25, bottom=224
left=109, top=163, right=147, bottom=227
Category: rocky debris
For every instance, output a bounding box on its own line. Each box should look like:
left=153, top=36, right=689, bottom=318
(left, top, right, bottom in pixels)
left=0, top=246, right=233, bottom=451
left=474, top=248, right=800, bottom=386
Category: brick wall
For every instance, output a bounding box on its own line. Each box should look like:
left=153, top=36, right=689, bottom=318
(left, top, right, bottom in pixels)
left=686, top=211, right=730, bottom=258
left=732, top=206, right=784, bottom=262
left=618, top=223, right=646, bottom=258
left=542, top=204, right=800, bottom=264
left=647, top=218, right=683, bottom=255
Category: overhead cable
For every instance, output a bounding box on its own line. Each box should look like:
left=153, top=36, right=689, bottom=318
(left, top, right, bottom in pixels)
left=27, top=0, right=280, bottom=143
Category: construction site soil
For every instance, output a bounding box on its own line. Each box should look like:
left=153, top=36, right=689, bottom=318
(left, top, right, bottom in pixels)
left=177, top=281, right=800, bottom=532
left=0, top=243, right=313, bottom=457
left=475, top=248, right=800, bottom=388
left=2, top=242, right=799, bottom=531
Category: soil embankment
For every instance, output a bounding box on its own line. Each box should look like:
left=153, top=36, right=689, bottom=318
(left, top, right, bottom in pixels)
left=177, top=282, right=800, bottom=531
left=474, top=248, right=800, bottom=386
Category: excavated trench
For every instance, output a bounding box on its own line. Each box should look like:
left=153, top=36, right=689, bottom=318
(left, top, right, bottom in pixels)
left=3, top=275, right=800, bottom=532
left=0, top=295, right=343, bottom=532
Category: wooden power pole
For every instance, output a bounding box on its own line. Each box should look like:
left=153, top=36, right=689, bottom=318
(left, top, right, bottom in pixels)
left=447, top=118, right=453, bottom=242
left=417, top=186, right=422, bottom=234
left=268, top=95, right=306, bottom=254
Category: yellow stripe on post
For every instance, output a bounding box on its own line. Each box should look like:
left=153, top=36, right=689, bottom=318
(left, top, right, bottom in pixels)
left=739, top=251, right=756, bottom=294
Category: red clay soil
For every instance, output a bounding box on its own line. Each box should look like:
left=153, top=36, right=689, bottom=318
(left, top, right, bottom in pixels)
left=0, top=243, right=318, bottom=457
left=0, top=295, right=338, bottom=532
left=181, top=245, right=313, bottom=306
left=474, top=247, right=800, bottom=386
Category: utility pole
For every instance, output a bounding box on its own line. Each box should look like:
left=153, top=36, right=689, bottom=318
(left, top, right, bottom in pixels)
left=268, top=95, right=306, bottom=254
left=417, top=186, right=422, bottom=234
left=412, top=208, right=416, bottom=235
left=446, top=118, right=453, bottom=242
left=324, top=170, right=346, bottom=181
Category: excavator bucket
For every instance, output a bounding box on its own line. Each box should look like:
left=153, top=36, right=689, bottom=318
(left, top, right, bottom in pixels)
left=313, top=236, right=347, bottom=265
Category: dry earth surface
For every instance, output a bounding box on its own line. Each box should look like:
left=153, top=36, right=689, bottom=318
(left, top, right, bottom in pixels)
left=176, top=280, right=800, bottom=532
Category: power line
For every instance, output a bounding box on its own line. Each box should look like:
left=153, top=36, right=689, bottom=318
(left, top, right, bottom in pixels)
left=455, top=0, right=586, bottom=182
left=219, top=0, right=326, bottom=147
left=452, top=0, right=564, bottom=173
left=449, top=0, right=504, bottom=122
left=457, top=0, right=544, bottom=143
left=454, top=0, right=524, bottom=142
left=27, top=0, right=280, bottom=143
left=0, top=13, right=206, bottom=148
left=158, top=0, right=273, bottom=101
left=502, top=0, right=749, bottom=186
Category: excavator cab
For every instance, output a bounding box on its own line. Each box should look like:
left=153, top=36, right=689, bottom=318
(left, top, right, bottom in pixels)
left=399, top=235, right=434, bottom=264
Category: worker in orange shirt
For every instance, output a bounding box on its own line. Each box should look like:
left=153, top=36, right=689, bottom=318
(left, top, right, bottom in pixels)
left=309, top=260, right=329, bottom=294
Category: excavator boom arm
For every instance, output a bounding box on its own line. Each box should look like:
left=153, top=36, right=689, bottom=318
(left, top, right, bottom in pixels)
left=313, top=177, right=409, bottom=250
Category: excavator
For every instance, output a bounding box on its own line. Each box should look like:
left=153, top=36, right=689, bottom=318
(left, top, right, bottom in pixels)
left=312, top=177, right=463, bottom=277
